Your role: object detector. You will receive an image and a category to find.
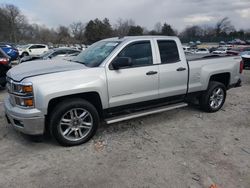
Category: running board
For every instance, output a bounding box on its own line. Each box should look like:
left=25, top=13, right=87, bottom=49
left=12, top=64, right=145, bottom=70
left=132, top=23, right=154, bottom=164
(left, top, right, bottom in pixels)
left=105, top=102, right=188, bottom=124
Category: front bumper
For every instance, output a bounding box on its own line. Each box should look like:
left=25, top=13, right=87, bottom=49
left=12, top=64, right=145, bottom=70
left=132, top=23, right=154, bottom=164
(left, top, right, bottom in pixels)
left=4, top=97, right=45, bottom=135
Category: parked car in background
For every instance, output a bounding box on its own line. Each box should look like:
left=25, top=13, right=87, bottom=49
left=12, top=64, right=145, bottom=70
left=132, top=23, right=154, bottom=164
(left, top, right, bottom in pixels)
left=241, top=51, right=250, bottom=69
left=227, top=47, right=250, bottom=56
left=183, top=46, right=191, bottom=53
left=228, top=39, right=246, bottom=45
left=20, top=48, right=81, bottom=63
left=0, top=43, right=19, bottom=61
left=195, top=48, right=210, bottom=54
left=0, top=48, right=11, bottom=88
left=196, top=41, right=201, bottom=45
left=18, top=44, right=49, bottom=57
left=219, top=41, right=226, bottom=45
left=212, top=47, right=227, bottom=54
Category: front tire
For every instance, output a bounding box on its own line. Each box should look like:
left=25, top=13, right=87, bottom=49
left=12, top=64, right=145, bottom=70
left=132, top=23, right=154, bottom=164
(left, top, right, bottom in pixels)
left=200, top=81, right=226, bottom=112
left=50, top=99, right=99, bottom=146
left=22, top=52, right=29, bottom=57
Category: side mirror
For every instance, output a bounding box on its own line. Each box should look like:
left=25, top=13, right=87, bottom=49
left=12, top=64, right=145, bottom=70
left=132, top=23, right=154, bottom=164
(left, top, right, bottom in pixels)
left=112, top=57, right=132, bottom=70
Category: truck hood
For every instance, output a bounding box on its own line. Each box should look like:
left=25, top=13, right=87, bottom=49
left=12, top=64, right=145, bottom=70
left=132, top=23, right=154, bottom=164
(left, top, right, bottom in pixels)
left=7, top=59, right=86, bottom=82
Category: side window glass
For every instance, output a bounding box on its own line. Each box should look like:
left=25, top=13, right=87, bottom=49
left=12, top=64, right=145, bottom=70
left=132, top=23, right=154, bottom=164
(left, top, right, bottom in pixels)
left=37, top=45, right=45, bottom=49
left=118, top=41, right=153, bottom=67
left=29, top=45, right=37, bottom=49
left=157, top=40, right=180, bottom=64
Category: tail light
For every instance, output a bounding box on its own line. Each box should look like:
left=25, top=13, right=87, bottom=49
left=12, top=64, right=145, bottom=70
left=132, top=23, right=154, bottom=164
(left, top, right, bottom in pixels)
left=240, top=60, right=244, bottom=74
left=0, top=58, right=9, bottom=65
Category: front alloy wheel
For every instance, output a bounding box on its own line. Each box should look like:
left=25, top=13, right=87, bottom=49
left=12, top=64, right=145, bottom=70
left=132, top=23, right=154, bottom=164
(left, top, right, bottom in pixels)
left=50, top=99, right=99, bottom=146
left=59, top=108, right=93, bottom=142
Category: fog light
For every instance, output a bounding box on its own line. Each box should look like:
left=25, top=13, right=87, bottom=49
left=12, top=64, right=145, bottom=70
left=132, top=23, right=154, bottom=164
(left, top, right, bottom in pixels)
left=24, top=99, right=34, bottom=107
left=15, top=97, right=34, bottom=108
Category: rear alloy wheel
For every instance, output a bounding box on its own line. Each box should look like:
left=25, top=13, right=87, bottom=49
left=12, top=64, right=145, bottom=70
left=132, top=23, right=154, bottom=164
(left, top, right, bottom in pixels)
left=50, top=99, right=99, bottom=146
left=200, top=81, right=226, bottom=112
left=209, top=88, right=224, bottom=109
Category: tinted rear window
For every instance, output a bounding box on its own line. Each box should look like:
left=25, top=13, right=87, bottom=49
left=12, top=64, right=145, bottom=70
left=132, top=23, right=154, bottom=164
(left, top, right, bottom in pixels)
left=157, top=40, right=180, bottom=64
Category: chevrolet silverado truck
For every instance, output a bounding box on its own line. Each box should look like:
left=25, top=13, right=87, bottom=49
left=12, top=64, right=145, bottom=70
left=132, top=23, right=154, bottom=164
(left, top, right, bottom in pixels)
left=4, top=36, right=243, bottom=146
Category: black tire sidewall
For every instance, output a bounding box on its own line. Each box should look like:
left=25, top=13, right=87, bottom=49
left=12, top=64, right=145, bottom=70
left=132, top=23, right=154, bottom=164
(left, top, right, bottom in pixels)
left=201, top=81, right=226, bottom=112
left=50, top=99, right=99, bottom=146
left=22, top=52, right=29, bottom=57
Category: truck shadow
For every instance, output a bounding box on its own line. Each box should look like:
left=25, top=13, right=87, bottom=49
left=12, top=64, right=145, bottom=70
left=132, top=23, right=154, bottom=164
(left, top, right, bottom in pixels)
left=10, top=104, right=203, bottom=147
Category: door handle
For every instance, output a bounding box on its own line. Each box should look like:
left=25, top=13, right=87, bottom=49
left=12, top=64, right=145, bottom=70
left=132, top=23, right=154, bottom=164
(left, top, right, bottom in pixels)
left=146, top=71, right=158, bottom=75
left=176, top=67, right=186, bottom=71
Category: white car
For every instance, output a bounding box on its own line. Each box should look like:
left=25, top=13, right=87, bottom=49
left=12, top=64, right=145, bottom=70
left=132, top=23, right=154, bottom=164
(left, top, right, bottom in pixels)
left=195, top=48, right=210, bottom=54
left=212, top=48, right=227, bottom=54
left=183, top=46, right=191, bottom=53
left=18, top=44, right=49, bottom=57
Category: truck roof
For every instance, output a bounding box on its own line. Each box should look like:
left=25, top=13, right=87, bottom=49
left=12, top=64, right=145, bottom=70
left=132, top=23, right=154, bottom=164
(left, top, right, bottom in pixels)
left=102, top=35, right=179, bottom=42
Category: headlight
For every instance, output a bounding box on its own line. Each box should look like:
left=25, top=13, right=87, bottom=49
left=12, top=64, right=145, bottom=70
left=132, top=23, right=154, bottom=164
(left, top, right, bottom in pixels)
left=13, top=83, right=33, bottom=95
left=7, top=80, right=35, bottom=108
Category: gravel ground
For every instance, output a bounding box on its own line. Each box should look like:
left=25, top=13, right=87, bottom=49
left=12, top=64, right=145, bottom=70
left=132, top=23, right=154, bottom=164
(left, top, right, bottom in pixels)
left=0, top=71, right=250, bottom=188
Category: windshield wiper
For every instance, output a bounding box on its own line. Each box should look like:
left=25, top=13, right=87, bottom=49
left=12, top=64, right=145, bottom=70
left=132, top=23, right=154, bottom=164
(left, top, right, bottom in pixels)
left=68, top=59, right=85, bottom=65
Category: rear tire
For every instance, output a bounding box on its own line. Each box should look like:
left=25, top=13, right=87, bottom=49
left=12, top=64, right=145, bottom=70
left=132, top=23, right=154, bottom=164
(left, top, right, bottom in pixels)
left=200, top=81, right=226, bottom=112
left=0, top=83, right=6, bottom=88
left=50, top=99, right=99, bottom=146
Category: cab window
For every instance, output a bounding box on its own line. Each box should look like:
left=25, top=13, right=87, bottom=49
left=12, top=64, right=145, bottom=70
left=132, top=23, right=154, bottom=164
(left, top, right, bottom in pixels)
left=117, top=41, right=153, bottom=67
left=157, top=40, right=180, bottom=64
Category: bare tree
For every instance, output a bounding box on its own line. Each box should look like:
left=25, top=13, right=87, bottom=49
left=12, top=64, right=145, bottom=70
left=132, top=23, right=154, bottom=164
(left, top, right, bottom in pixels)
left=0, top=4, right=26, bottom=42
left=179, top=25, right=204, bottom=41
left=154, top=22, right=162, bottom=33
left=70, top=22, right=85, bottom=43
left=215, top=17, right=235, bottom=36
left=56, top=26, right=71, bottom=44
left=114, top=18, right=135, bottom=37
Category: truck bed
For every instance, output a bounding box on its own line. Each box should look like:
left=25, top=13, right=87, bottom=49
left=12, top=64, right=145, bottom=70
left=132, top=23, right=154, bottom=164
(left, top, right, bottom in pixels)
left=187, top=54, right=242, bottom=93
left=186, top=53, right=239, bottom=61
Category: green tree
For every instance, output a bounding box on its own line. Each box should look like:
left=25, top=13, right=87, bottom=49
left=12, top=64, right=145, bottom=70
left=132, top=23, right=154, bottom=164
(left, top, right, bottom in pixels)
left=128, top=25, right=143, bottom=36
left=84, top=18, right=113, bottom=44
left=161, top=23, right=176, bottom=36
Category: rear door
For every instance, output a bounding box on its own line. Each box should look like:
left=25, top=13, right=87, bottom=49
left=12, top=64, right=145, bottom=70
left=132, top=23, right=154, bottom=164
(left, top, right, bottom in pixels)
left=29, top=45, right=46, bottom=55
left=36, top=45, right=47, bottom=55
left=28, top=45, right=39, bottom=55
left=106, top=40, right=159, bottom=108
left=155, top=39, right=188, bottom=99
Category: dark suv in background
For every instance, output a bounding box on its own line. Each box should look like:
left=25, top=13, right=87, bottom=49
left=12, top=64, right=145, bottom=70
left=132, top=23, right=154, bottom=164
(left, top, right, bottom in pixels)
left=0, top=43, right=19, bottom=61
left=0, top=48, right=11, bottom=88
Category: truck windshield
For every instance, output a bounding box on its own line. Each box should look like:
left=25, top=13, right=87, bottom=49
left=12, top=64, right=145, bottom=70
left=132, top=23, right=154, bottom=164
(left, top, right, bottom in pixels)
left=71, top=41, right=120, bottom=67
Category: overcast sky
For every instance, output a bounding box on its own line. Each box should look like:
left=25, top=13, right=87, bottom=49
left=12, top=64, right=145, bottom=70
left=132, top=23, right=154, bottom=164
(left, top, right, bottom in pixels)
left=3, top=0, right=250, bottom=31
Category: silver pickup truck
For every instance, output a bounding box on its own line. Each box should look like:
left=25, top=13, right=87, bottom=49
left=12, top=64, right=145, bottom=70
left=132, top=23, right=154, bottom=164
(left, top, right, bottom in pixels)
left=4, top=36, right=243, bottom=146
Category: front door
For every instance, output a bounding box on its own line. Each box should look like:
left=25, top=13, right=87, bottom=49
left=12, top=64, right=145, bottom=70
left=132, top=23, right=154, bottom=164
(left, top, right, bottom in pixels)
left=106, top=40, right=159, bottom=108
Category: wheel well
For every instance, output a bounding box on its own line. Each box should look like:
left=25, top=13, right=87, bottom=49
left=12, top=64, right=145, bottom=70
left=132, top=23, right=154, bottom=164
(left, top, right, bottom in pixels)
left=47, top=92, right=103, bottom=118
left=209, top=73, right=230, bottom=88
left=22, top=51, right=29, bottom=56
